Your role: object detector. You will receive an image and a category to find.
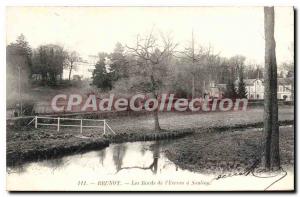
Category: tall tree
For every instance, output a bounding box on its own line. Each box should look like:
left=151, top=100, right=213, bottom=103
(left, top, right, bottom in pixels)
left=6, top=34, right=32, bottom=84
left=6, top=34, right=32, bottom=112
left=262, top=6, right=280, bottom=170
left=31, top=44, right=67, bottom=85
left=109, top=42, right=129, bottom=80
left=237, top=66, right=248, bottom=98
left=126, top=31, right=177, bottom=131
left=66, top=51, right=81, bottom=81
left=225, top=80, right=238, bottom=99
left=92, top=53, right=113, bottom=91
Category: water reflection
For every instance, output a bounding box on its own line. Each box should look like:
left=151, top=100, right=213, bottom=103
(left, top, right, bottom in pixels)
left=112, top=144, right=127, bottom=171
left=97, top=149, right=106, bottom=166
left=116, top=141, right=160, bottom=174
left=6, top=130, right=294, bottom=191
left=7, top=140, right=176, bottom=177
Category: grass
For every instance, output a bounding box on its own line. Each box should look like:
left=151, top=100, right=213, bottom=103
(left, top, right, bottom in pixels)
left=6, top=106, right=294, bottom=167
left=163, top=126, right=294, bottom=174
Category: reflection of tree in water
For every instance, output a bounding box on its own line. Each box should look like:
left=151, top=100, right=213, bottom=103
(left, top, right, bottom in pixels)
left=40, top=158, right=66, bottom=172
left=116, top=141, right=160, bottom=175
left=112, top=144, right=127, bottom=171
left=140, top=143, right=148, bottom=156
left=97, top=149, right=107, bottom=166
left=7, top=164, right=27, bottom=174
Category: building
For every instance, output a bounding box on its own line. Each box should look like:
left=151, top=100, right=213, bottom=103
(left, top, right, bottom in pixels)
left=243, top=79, right=264, bottom=100
left=208, top=81, right=226, bottom=98
left=277, top=77, right=293, bottom=101
left=235, top=77, right=293, bottom=101
left=208, top=77, right=293, bottom=101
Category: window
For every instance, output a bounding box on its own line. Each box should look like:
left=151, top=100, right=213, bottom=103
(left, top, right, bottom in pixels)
left=284, top=86, right=290, bottom=92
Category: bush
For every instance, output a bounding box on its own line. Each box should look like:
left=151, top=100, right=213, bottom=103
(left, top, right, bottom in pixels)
left=22, top=101, right=36, bottom=116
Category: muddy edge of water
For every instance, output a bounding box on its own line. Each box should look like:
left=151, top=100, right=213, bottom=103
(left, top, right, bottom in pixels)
left=7, top=120, right=293, bottom=167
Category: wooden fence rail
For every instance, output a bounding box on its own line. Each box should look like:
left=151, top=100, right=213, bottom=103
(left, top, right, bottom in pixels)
left=28, top=116, right=116, bottom=135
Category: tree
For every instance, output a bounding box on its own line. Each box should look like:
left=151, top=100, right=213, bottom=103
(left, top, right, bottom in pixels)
left=237, top=66, right=248, bottom=98
left=92, top=44, right=130, bottom=91
left=180, top=31, right=218, bottom=98
left=225, top=80, right=238, bottom=99
left=126, top=30, right=177, bottom=131
left=92, top=53, right=114, bottom=91
left=109, top=42, right=129, bottom=80
left=262, top=6, right=280, bottom=171
left=6, top=34, right=32, bottom=84
left=184, top=31, right=197, bottom=98
left=31, top=44, right=67, bottom=85
left=66, top=51, right=81, bottom=81
left=244, top=64, right=263, bottom=79
left=228, top=55, right=246, bottom=79
left=6, top=34, right=32, bottom=111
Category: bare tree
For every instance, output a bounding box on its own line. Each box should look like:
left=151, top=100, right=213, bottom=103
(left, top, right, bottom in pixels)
left=262, top=6, right=280, bottom=171
left=66, top=51, right=81, bottom=81
left=126, top=30, right=177, bottom=131
left=181, top=32, right=221, bottom=98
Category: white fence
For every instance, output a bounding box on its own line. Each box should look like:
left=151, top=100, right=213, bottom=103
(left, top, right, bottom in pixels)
left=27, top=116, right=116, bottom=135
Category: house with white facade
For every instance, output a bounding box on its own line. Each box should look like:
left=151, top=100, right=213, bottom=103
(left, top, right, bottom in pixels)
left=277, top=78, right=293, bottom=101
left=235, top=77, right=293, bottom=101
left=243, top=79, right=264, bottom=100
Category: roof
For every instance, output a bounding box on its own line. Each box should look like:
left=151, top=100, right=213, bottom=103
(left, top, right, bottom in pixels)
left=235, top=78, right=262, bottom=86
left=277, top=77, right=293, bottom=85
left=244, top=79, right=259, bottom=86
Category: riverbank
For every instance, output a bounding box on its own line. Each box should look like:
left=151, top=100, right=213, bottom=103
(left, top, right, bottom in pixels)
left=7, top=106, right=294, bottom=167
left=6, top=128, right=195, bottom=166
left=163, top=126, right=294, bottom=174
left=7, top=120, right=293, bottom=167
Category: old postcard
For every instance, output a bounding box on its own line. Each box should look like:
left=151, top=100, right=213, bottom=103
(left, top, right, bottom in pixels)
left=6, top=6, right=294, bottom=191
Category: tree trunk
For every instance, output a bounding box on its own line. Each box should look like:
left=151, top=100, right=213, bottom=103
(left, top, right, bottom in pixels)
left=153, top=109, right=161, bottom=131
left=150, top=75, right=162, bottom=132
left=262, top=6, right=280, bottom=171
left=68, top=65, right=73, bottom=81
left=192, top=75, right=195, bottom=98
left=151, top=141, right=160, bottom=174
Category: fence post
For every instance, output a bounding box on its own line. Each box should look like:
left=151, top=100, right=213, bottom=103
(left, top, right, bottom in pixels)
left=57, top=117, right=60, bottom=132
left=103, top=120, right=106, bottom=135
left=80, top=119, right=83, bottom=134
left=35, top=116, right=38, bottom=128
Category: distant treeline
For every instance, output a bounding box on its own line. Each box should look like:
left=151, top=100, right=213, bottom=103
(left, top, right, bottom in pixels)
left=7, top=33, right=294, bottom=100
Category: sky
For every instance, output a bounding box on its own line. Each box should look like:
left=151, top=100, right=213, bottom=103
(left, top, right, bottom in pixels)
left=6, top=7, right=294, bottom=66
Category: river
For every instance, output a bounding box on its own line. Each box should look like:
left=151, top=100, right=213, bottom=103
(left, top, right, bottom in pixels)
left=6, top=133, right=294, bottom=191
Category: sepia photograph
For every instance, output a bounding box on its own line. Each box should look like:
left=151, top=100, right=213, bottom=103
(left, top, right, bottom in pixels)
left=5, top=6, right=294, bottom=191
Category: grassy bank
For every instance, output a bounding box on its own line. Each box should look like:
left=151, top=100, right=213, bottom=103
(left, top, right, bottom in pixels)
left=163, top=126, right=294, bottom=174
left=7, top=119, right=293, bottom=167
left=6, top=127, right=194, bottom=167
left=7, top=106, right=294, bottom=167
